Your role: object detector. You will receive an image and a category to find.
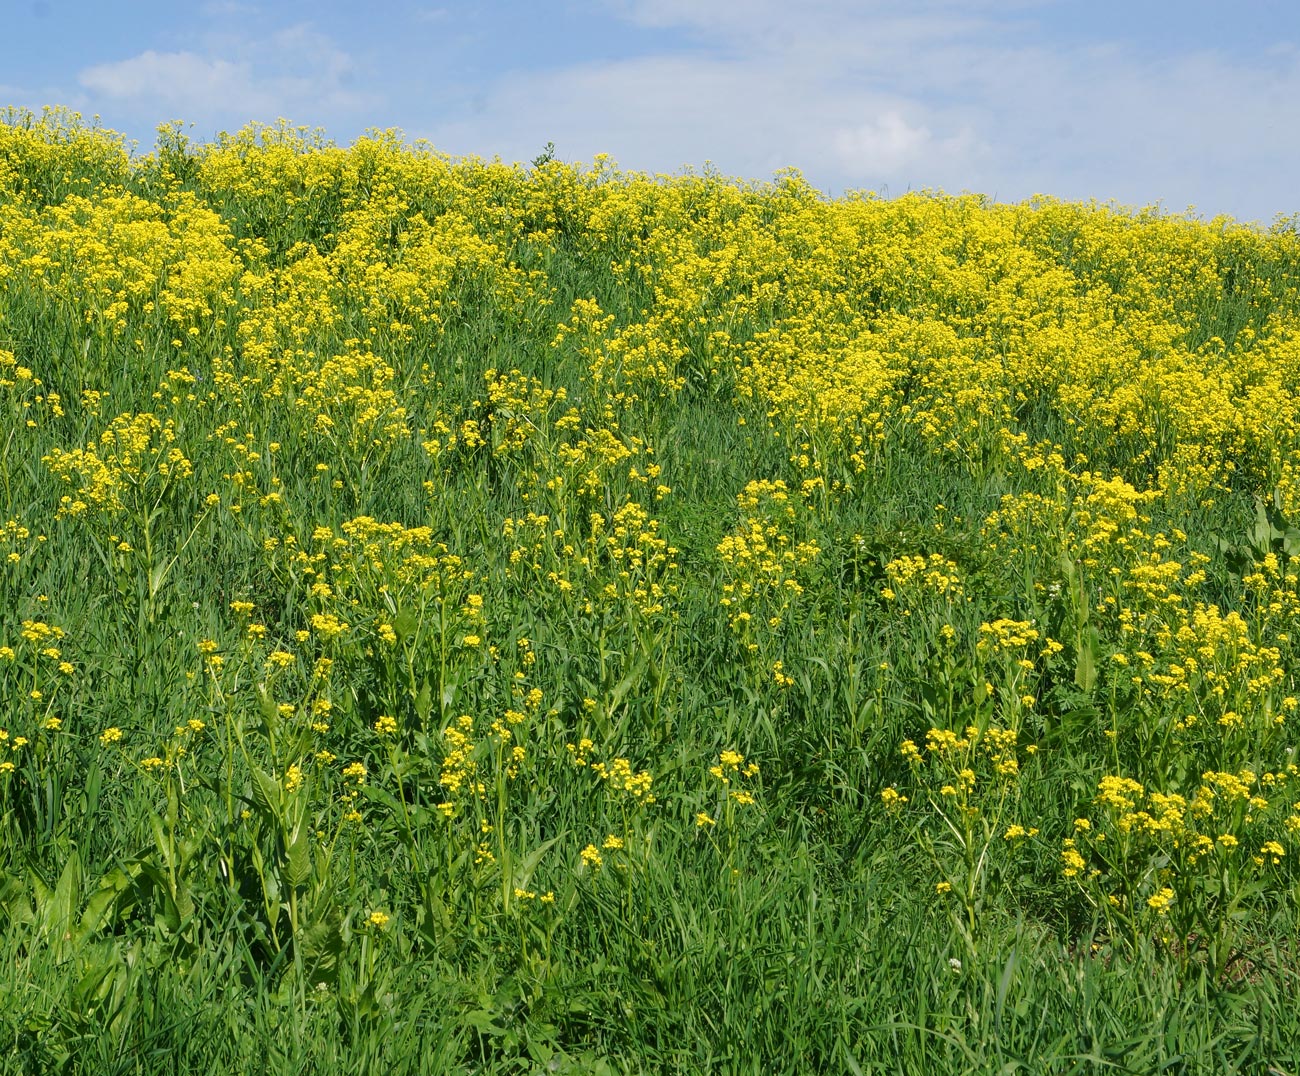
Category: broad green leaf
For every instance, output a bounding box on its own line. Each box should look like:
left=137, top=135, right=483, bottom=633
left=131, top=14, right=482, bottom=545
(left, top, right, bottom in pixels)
left=414, top=678, right=433, bottom=722
left=1075, top=626, right=1100, bottom=693
left=512, top=836, right=561, bottom=891
left=0, top=873, right=35, bottom=927
left=256, top=682, right=280, bottom=738
left=394, top=606, right=419, bottom=641
left=149, top=813, right=173, bottom=873
left=285, top=821, right=312, bottom=887
left=48, top=850, right=82, bottom=953
left=75, top=869, right=133, bottom=944
left=251, top=765, right=282, bottom=819
left=73, top=948, right=124, bottom=1010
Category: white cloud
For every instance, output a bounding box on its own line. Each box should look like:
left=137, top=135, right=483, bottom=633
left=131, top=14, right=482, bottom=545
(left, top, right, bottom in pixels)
left=80, top=51, right=262, bottom=114
left=832, top=112, right=977, bottom=176
left=415, top=0, right=1300, bottom=220
left=75, top=24, right=377, bottom=138
left=423, top=50, right=983, bottom=194
left=45, top=1, right=1300, bottom=220
left=943, top=40, right=1300, bottom=217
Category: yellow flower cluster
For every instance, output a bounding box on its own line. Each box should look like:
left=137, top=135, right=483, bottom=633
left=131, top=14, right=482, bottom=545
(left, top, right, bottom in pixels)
left=7, top=108, right=1300, bottom=971
left=718, top=479, right=821, bottom=637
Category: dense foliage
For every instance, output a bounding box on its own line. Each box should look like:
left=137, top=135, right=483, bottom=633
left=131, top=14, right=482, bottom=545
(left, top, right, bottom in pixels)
left=3, top=105, right=1300, bottom=1073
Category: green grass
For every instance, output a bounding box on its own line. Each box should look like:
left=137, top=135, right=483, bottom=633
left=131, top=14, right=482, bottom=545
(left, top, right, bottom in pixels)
left=3, top=108, right=1300, bottom=1072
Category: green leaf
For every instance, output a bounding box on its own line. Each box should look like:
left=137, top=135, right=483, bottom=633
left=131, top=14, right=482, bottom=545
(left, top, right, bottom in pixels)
left=360, top=783, right=404, bottom=814
left=300, top=909, right=343, bottom=973
left=75, top=868, right=134, bottom=944
left=1075, top=626, right=1100, bottom=693
left=1253, top=497, right=1274, bottom=553
left=512, top=836, right=561, bottom=892
left=173, top=880, right=195, bottom=922
left=0, top=872, right=34, bottom=927
left=149, top=813, right=173, bottom=873
left=166, top=781, right=180, bottom=831
left=414, top=678, right=433, bottom=723
left=47, top=850, right=82, bottom=955
left=394, top=606, right=419, bottom=641
left=148, top=558, right=170, bottom=599
left=285, top=821, right=312, bottom=887
left=257, top=682, right=280, bottom=738
left=73, top=947, right=125, bottom=1011
left=608, top=652, right=649, bottom=710
left=994, top=945, right=1018, bottom=1025
left=1058, top=553, right=1078, bottom=587
left=251, top=765, right=282, bottom=819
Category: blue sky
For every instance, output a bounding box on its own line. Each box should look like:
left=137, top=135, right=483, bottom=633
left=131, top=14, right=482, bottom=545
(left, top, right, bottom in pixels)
left=2, top=0, right=1298, bottom=223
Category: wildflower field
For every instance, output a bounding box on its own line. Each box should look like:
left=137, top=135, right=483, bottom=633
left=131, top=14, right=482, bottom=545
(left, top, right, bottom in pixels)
left=4, top=106, right=1300, bottom=1073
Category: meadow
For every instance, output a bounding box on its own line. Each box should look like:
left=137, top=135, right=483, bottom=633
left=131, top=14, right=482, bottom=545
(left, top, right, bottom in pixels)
left=3, top=104, right=1300, bottom=1073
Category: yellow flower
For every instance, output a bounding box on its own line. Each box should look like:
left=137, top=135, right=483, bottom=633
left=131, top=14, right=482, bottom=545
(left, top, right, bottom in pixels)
left=366, top=910, right=390, bottom=929
left=284, top=765, right=304, bottom=793
left=1260, top=841, right=1285, bottom=864
left=310, top=613, right=349, bottom=640
left=696, top=812, right=716, bottom=827
left=580, top=844, right=603, bottom=868
left=880, top=787, right=907, bottom=809
left=99, top=727, right=123, bottom=746
left=374, top=714, right=398, bottom=736
left=1061, top=839, right=1086, bottom=878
